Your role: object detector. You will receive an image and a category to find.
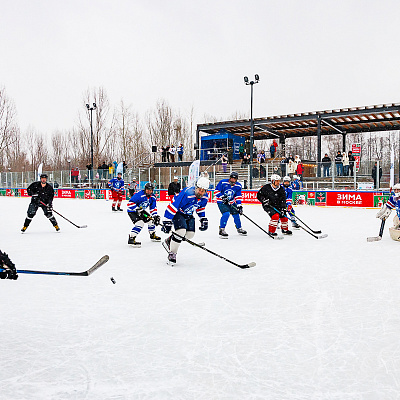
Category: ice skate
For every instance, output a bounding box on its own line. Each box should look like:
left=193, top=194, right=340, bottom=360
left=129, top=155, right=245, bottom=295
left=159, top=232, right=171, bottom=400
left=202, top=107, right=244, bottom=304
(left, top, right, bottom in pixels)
left=128, top=235, right=141, bottom=247
left=150, top=232, right=161, bottom=242
left=236, top=227, right=247, bottom=236
left=282, top=229, right=292, bottom=235
left=167, top=251, right=176, bottom=266
left=219, top=227, right=229, bottom=239
left=162, top=236, right=171, bottom=252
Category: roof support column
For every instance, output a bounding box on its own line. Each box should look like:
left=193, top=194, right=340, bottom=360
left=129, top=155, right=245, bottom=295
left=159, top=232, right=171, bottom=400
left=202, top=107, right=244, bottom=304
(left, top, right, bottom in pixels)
left=279, top=135, right=286, bottom=157
left=195, top=127, right=200, bottom=160
left=317, top=115, right=322, bottom=177
left=342, top=132, right=347, bottom=153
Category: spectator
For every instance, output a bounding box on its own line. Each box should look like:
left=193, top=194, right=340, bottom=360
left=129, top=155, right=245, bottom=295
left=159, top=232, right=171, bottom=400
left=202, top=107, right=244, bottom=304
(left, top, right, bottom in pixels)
left=113, top=161, right=118, bottom=174
left=239, top=143, right=244, bottom=160
left=322, top=153, right=331, bottom=177
left=273, top=139, right=278, bottom=155
left=169, top=145, right=176, bottom=162
left=122, top=161, right=127, bottom=173
left=280, top=157, right=287, bottom=176
left=295, top=158, right=305, bottom=181
left=98, top=163, right=103, bottom=179
left=270, top=143, right=276, bottom=158
left=86, top=163, right=93, bottom=180
left=227, top=147, right=233, bottom=164
left=177, top=144, right=184, bottom=161
left=168, top=176, right=181, bottom=197
left=348, top=151, right=355, bottom=176
left=71, top=167, right=79, bottom=184
left=108, top=163, right=114, bottom=179
left=287, top=156, right=296, bottom=178
left=335, top=151, right=343, bottom=176
left=166, top=145, right=170, bottom=162
left=371, top=162, right=382, bottom=189
left=101, top=161, right=108, bottom=179
left=161, top=146, right=167, bottom=162
left=129, top=178, right=137, bottom=197
left=342, top=151, right=349, bottom=176
left=221, top=153, right=228, bottom=173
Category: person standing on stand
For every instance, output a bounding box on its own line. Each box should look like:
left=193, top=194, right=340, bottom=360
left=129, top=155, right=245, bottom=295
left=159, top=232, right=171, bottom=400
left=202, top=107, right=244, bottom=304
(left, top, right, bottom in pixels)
left=335, top=151, right=343, bottom=176
left=221, top=153, right=228, bottom=173
left=108, top=172, right=125, bottom=211
left=168, top=176, right=181, bottom=198
left=371, top=162, right=382, bottom=189
left=348, top=151, right=355, bottom=176
left=322, top=153, right=331, bottom=177
left=161, top=176, right=210, bottom=265
left=169, top=145, right=176, bottom=162
left=21, top=174, right=59, bottom=232
left=215, top=171, right=247, bottom=238
left=177, top=144, right=184, bottom=161
left=257, top=174, right=292, bottom=236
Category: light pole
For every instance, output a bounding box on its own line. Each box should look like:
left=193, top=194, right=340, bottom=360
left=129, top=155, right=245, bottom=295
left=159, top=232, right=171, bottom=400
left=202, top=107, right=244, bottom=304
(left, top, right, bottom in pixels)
left=86, top=103, right=97, bottom=181
left=67, top=159, right=71, bottom=186
left=244, top=74, right=259, bottom=189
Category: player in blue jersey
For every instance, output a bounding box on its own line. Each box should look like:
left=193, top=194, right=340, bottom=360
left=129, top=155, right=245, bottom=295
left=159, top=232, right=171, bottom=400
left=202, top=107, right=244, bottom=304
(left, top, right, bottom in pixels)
left=214, top=171, right=247, bottom=238
left=161, top=176, right=210, bottom=265
left=376, top=183, right=400, bottom=241
left=127, top=182, right=161, bottom=247
left=108, top=172, right=125, bottom=211
left=282, top=176, right=300, bottom=229
left=291, top=175, right=303, bottom=190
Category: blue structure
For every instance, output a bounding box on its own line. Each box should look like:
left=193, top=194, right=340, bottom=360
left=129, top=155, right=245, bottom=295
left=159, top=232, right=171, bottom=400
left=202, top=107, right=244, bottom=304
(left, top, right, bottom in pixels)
left=200, top=131, right=245, bottom=161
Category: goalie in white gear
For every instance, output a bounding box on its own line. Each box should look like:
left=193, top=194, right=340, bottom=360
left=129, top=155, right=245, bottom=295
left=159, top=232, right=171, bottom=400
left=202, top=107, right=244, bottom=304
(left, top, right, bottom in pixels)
left=376, top=183, right=400, bottom=241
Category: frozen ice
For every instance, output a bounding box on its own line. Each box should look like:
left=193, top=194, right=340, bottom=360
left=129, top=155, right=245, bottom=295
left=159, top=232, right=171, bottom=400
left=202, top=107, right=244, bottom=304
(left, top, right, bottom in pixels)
left=1, top=196, right=400, bottom=399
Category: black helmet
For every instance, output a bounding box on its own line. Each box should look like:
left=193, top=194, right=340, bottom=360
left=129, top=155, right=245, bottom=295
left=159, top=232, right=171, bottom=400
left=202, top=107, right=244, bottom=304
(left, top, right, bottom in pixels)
left=144, top=182, right=154, bottom=191
left=230, top=171, right=239, bottom=180
left=40, top=174, right=48, bottom=179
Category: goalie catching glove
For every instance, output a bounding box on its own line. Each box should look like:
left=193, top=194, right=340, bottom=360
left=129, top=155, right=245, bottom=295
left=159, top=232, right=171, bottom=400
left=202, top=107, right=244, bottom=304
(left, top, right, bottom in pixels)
left=376, top=205, right=392, bottom=220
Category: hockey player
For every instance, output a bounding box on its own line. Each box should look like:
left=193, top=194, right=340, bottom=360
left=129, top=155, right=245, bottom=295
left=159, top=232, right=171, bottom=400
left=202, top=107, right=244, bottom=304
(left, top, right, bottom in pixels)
left=21, top=174, right=59, bottom=232
left=291, top=175, right=303, bottom=190
left=161, top=176, right=209, bottom=265
left=257, top=174, right=292, bottom=236
left=282, top=176, right=300, bottom=229
left=127, top=182, right=161, bottom=247
left=376, top=183, right=400, bottom=241
left=215, top=171, right=247, bottom=238
left=0, top=250, right=18, bottom=280
left=108, top=172, right=125, bottom=211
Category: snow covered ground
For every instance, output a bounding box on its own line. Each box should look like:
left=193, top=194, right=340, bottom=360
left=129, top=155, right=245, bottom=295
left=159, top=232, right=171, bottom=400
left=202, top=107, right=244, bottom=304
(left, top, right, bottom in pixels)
left=1, top=196, right=400, bottom=399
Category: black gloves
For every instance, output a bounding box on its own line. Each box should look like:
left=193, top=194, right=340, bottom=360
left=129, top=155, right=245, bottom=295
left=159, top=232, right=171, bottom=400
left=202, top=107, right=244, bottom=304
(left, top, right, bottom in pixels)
left=199, top=217, right=208, bottom=231
left=161, top=220, right=172, bottom=234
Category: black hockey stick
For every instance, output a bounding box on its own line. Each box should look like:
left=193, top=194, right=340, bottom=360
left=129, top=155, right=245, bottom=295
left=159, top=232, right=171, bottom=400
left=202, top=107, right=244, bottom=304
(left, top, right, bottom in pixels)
left=287, top=209, right=322, bottom=234
left=171, top=231, right=256, bottom=269
left=0, top=255, right=109, bottom=276
left=40, top=201, right=87, bottom=228
left=367, top=219, right=386, bottom=242
left=271, top=206, right=328, bottom=239
left=231, top=204, right=283, bottom=240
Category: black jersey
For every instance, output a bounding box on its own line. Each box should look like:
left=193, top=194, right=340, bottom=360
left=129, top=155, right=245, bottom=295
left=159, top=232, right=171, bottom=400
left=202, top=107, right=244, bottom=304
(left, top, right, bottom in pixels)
left=257, top=183, right=286, bottom=211
left=27, top=181, right=55, bottom=205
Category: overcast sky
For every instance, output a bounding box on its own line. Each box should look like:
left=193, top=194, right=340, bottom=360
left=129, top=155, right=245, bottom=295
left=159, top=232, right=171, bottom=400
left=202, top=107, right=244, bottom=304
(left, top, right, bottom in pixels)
left=1, top=0, right=400, bottom=136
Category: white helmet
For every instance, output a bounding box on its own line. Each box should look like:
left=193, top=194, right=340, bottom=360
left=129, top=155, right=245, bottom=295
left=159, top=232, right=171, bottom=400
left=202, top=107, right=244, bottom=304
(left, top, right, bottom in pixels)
left=196, top=176, right=210, bottom=190
left=293, top=175, right=299, bottom=180
left=393, top=183, right=400, bottom=191
left=271, top=174, right=281, bottom=182
left=283, top=176, right=291, bottom=182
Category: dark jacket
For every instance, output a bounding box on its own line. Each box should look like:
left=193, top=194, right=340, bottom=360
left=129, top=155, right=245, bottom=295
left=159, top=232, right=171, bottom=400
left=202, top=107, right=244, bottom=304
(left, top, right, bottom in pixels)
left=257, top=183, right=286, bottom=213
left=27, top=181, right=55, bottom=205
left=322, top=156, right=331, bottom=164
left=168, top=181, right=181, bottom=196
left=348, top=154, right=355, bottom=165
left=335, top=154, right=343, bottom=164
left=371, top=165, right=382, bottom=180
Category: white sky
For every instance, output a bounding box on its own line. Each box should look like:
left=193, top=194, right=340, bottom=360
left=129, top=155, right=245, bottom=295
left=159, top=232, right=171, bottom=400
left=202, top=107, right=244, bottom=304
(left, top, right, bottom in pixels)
left=1, top=0, right=400, bottom=135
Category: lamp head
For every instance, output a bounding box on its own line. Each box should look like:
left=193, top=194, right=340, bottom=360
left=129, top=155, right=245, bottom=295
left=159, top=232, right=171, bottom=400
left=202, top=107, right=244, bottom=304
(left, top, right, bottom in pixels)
left=93, top=103, right=97, bottom=109
left=255, top=74, right=259, bottom=82
left=244, top=76, right=249, bottom=84
left=86, top=104, right=90, bottom=109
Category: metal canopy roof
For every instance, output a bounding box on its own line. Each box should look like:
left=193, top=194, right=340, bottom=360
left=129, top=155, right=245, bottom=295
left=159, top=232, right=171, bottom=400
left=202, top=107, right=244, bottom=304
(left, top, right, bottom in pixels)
left=197, top=103, right=400, bottom=140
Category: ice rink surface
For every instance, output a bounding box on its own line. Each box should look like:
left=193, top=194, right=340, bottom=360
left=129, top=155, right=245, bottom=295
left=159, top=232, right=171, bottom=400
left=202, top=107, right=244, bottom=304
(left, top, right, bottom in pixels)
left=1, top=196, right=400, bottom=399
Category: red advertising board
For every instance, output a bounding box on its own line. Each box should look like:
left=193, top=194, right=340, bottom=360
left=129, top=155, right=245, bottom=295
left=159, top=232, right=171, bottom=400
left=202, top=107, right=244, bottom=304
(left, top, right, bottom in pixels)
left=56, top=189, right=75, bottom=198
left=325, top=191, right=373, bottom=207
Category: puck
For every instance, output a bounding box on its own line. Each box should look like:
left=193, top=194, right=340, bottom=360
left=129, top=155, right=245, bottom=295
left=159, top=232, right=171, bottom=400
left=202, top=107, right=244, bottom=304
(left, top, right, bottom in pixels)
left=110, top=277, right=116, bottom=284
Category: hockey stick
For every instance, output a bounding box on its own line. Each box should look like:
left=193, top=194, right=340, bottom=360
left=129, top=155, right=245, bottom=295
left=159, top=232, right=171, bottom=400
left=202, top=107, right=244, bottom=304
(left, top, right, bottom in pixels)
left=287, top=210, right=322, bottom=234
left=367, top=219, right=386, bottom=242
left=0, top=255, right=109, bottom=276
left=40, top=201, right=87, bottom=228
left=171, top=231, right=256, bottom=269
left=230, top=204, right=283, bottom=240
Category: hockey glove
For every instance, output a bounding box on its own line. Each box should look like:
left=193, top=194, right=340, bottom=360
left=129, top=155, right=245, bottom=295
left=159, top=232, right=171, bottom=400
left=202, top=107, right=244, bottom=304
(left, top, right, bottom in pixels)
left=161, top=220, right=173, bottom=234
left=199, top=217, right=208, bottom=231
left=0, top=269, right=18, bottom=280
left=221, top=195, right=230, bottom=204
left=236, top=205, right=243, bottom=215
left=152, top=215, right=161, bottom=226
left=376, top=205, right=392, bottom=220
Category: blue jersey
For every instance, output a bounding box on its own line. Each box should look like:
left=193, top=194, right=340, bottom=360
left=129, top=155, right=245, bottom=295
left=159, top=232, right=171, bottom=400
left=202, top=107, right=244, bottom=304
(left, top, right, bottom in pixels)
left=108, top=177, right=125, bottom=191
left=127, top=190, right=158, bottom=216
left=386, top=195, right=400, bottom=218
left=214, top=179, right=242, bottom=205
left=164, top=186, right=208, bottom=220
left=291, top=179, right=302, bottom=190
left=282, top=184, right=293, bottom=207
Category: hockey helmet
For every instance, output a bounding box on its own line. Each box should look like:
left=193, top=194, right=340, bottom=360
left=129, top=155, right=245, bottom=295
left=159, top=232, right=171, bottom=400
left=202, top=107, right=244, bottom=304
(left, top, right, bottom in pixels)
left=144, top=182, right=154, bottom=191
left=393, top=183, right=400, bottom=191
left=230, top=171, right=239, bottom=180
left=283, top=176, right=291, bottom=182
left=196, top=176, right=210, bottom=190
left=293, top=175, right=299, bottom=180
left=270, top=174, right=281, bottom=182
left=40, top=174, right=48, bottom=179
